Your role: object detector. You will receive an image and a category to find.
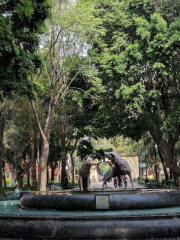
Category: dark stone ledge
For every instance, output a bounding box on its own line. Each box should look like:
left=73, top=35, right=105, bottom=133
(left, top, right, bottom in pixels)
left=1, top=213, right=180, bottom=238
left=20, top=190, right=180, bottom=210
left=20, top=194, right=96, bottom=210
left=109, top=190, right=180, bottom=209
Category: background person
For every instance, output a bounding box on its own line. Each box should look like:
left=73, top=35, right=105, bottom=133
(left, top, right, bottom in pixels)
left=123, top=175, right=127, bottom=188
left=64, top=174, right=69, bottom=189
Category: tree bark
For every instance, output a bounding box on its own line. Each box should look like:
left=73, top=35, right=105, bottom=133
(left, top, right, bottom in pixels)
left=7, top=164, right=16, bottom=184
left=39, top=140, right=49, bottom=193
left=2, top=162, right=6, bottom=189
left=37, top=161, right=41, bottom=191
left=61, top=144, right=67, bottom=189
left=31, top=99, right=54, bottom=192
left=0, top=109, right=5, bottom=194
left=158, top=147, right=169, bottom=185
left=50, top=163, right=56, bottom=181
left=60, top=108, right=68, bottom=189
left=70, top=153, right=75, bottom=186
left=158, top=139, right=180, bottom=176
left=29, top=140, right=36, bottom=186
left=36, top=134, right=40, bottom=190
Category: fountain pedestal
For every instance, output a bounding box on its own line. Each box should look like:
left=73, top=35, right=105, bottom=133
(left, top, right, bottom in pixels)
left=1, top=189, right=180, bottom=239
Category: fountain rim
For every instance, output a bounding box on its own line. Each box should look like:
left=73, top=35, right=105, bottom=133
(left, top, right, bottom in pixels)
left=1, top=197, right=180, bottom=239
left=19, top=189, right=180, bottom=211
left=1, top=211, right=180, bottom=220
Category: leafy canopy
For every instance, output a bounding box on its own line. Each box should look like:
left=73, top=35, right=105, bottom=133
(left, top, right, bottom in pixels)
left=0, top=0, right=51, bottom=99
left=89, top=0, right=180, bottom=143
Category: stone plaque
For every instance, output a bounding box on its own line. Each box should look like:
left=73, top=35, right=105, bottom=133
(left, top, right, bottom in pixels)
left=96, top=195, right=109, bottom=209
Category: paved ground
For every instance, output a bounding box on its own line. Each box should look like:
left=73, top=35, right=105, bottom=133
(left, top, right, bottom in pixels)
left=90, top=180, right=143, bottom=189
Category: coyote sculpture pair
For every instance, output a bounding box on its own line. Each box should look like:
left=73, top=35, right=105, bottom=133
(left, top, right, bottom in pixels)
left=103, top=152, right=134, bottom=189
left=79, top=152, right=134, bottom=191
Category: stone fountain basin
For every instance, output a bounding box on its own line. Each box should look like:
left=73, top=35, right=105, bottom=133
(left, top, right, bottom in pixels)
left=1, top=190, right=180, bottom=239
left=20, top=189, right=180, bottom=210
left=1, top=212, right=180, bottom=239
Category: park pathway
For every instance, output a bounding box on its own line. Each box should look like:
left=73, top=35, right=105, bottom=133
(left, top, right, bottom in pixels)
left=90, top=180, right=143, bottom=189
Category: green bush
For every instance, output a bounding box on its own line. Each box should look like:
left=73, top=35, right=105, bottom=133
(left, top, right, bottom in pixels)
left=6, top=178, right=11, bottom=184
left=29, top=186, right=37, bottom=191
left=23, top=178, right=28, bottom=185
left=74, top=180, right=79, bottom=185
left=20, top=187, right=30, bottom=191
left=54, top=181, right=60, bottom=185
left=68, top=180, right=79, bottom=185
left=148, top=178, right=156, bottom=183
left=161, top=179, right=166, bottom=184
left=5, top=187, right=16, bottom=191
left=0, top=194, right=5, bottom=198
left=141, top=179, right=145, bottom=185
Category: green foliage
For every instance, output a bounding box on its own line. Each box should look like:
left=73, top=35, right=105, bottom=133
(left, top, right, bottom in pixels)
left=4, top=97, right=38, bottom=169
left=0, top=0, right=51, bottom=98
left=15, top=0, right=34, bottom=19
left=116, top=83, right=146, bottom=114
left=94, top=148, right=112, bottom=160
left=162, top=104, right=180, bottom=139
left=5, top=187, right=16, bottom=191
left=5, top=178, right=11, bottom=185
left=99, top=162, right=110, bottom=175
left=0, top=194, right=5, bottom=198
left=110, top=136, right=142, bottom=155
left=89, top=0, right=180, bottom=144
left=141, top=179, right=145, bottom=185
left=77, top=139, right=94, bottom=160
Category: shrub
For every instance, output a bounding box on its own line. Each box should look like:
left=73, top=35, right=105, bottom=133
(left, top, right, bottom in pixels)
left=149, top=178, right=156, bottom=183
left=54, top=181, right=60, bottom=185
left=0, top=194, right=5, bottom=198
left=141, top=179, right=145, bottom=185
left=161, top=179, right=166, bottom=184
left=6, top=178, right=11, bottom=184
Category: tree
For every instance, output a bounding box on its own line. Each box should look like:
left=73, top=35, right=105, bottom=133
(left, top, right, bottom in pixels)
left=3, top=97, right=39, bottom=188
left=0, top=0, right=51, bottom=194
left=90, top=0, right=180, bottom=176
left=30, top=0, right=103, bottom=192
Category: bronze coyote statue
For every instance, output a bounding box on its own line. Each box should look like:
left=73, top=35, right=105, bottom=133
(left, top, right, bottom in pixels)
left=104, top=152, right=134, bottom=189
left=79, top=154, right=97, bottom=191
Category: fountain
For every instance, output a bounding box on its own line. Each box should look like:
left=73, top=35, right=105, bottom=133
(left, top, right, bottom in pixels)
left=1, top=152, right=180, bottom=239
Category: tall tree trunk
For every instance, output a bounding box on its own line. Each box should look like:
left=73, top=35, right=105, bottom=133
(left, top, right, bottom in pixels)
left=30, top=161, right=36, bottom=186
left=50, top=163, right=56, bottom=181
left=0, top=110, right=5, bottom=194
left=37, top=161, right=41, bottom=191
left=158, top=139, right=180, bottom=176
left=47, top=163, right=49, bottom=184
left=27, top=172, right=30, bottom=188
left=57, top=161, right=61, bottom=181
left=158, top=147, right=169, bottom=185
left=70, top=138, right=78, bottom=186
left=2, top=161, right=6, bottom=189
left=31, top=95, right=54, bottom=192
left=2, top=162, right=6, bottom=189
left=70, top=153, right=75, bottom=186
left=29, top=139, right=36, bottom=186
left=61, top=144, right=67, bottom=189
left=7, top=164, right=16, bottom=184
left=37, top=135, right=40, bottom=190
left=17, top=157, right=25, bottom=188
left=39, top=140, right=49, bottom=193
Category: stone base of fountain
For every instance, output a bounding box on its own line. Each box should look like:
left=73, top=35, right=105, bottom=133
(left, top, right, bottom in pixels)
left=20, top=189, right=179, bottom=210
left=1, top=189, right=180, bottom=239
left=1, top=213, right=180, bottom=239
